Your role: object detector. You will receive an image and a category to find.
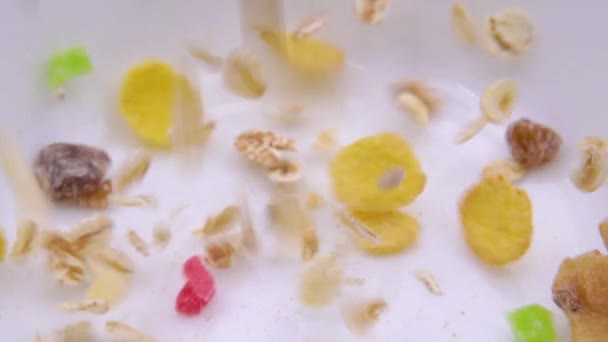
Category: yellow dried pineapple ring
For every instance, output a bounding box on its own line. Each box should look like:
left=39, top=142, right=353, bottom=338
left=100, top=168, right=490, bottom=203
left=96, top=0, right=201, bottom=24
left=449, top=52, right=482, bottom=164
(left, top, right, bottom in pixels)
left=259, top=30, right=345, bottom=77
left=460, top=176, right=533, bottom=265
left=331, top=133, right=426, bottom=212
left=349, top=210, right=420, bottom=255
left=120, top=61, right=176, bottom=147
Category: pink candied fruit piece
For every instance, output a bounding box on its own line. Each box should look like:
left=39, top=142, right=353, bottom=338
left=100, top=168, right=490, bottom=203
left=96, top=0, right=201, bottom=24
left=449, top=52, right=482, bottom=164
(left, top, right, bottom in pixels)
left=176, top=282, right=203, bottom=315
left=183, top=255, right=216, bottom=304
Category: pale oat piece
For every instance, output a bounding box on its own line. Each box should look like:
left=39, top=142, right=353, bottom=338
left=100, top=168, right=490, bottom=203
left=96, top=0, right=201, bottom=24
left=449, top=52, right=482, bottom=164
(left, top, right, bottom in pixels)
left=127, top=230, right=149, bottom=256
left=338, top=210, right=380, bottom=244
left=453, top=117, right=487, bottom=144
left=43, top=231, right=88, bottom=285
left=306, top=192, right=324, bottom=210
left=240, top=191, right=259, bottom=253
left=295, top=16, right=324, bottom=39
left=395, top=81, right=439, bottom=126
left=112, top=150, right=151, bottom=193
left=377, top=167, right=406, bottom=190
left=193, top=205, right=240, bottom=236
left=415, top=269, right=443, bottom=295
left=482, top=159, right=525, bottom=183
left=110, top=194, right=157, bottom=208
left=60, top=300, right=109, bottom=314
left=153, top=223, right=171, bottom=249
left=187, top=45, right=223, bottom=69
left=398, top=92, right=430, bottom=126
left=451, top=2, right=477, bottom=44
left=301, top=226, right=319, bottom=261
left=54, top=87, right=66, bottom=100
left=355, top=0, right=389, bottom=24
left=67, top=214, right=113, bottom=253
left=599, top=219, right=608, bottom=252
left=268, top=160, right=302, bottom=184
left=86, top=261, right=130, bottom=304
left=570, top=137, right=608, bottom=192
left=223, top=50, right=267, bottom=98
left=36, top=321, right=94, bottom=342
left=341, top=298, right=388, bottom=336
left=314, top=128, right=338, bottom=152
left=268, top=103, right=305, bottom=124
left=269, top=195, right=311, bottom=239
left=11, top=219, right=38, bottom=259
left=299, top=255, right=344, bottom=307
left=106, top=321, right=156, bottom=342
left=487, top=8, right=534, bottom=56
left=205, top=241, right=238, bottom=269
left=95, top=247, right=134, bottom=273
left=235, top=130, right=295, bottom=169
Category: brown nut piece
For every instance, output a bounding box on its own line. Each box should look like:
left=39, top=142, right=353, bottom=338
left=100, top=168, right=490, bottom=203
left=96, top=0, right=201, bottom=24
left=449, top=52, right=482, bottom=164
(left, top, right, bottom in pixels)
left=506, top=118, right=561, bottom=170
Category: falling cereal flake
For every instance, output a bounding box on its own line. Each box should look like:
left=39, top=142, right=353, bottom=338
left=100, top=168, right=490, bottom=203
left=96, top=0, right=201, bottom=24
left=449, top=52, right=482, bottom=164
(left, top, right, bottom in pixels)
left=486, top=8, right=534, bottom=56
left=0, top=228, right=5, bottom=264
left=295, top=16, right=325, bottom=39
left=570, top=137, right=608, bottom=193
left=36, top=321, right=94, bottom=342
left=301, top=226, right=319, bottom=261
left=106, top=321, right=156, bottom=342
left=395, top=81, right=439, bottom=126
left=600, top=219, right=608, bottom=252
left=314, top=128, right=338, bottom=152
left=153, top=223, right=171, bottom=249
left=355, top=0, right=390, bottom=24
left=299, top=255, right=344, bottom=307
left=398, top=92, right=430, bottom=126
left=59, top=300, right=109, bottom=314
left=306, top=192, right=324, bottom=210
left=187, top=45, right=223, bottom=69
left=223, top=50, right=267, bottom=98
left=112, top=150, right=151, bottom=193
left=194, top=205, right=240, bottom=236
left=67, top=214, right=113, bottom=254
left=205, top=241, right=238, bottom=269
left=128, top=230, right=149, bottom=256
left=415, top=269, right=443, bottom=295
left=240, top=191, right=259, bottom=253
left=43, top=231, right=88, bottom=285
left=451, top=2, right=477, bottom=44
left=268, top=160, right=302, bottom=184
left=11, top=220, right=38, bottom=260
left=377, top=167, right=406, bottom=190
left=86, top=262, right=130, bottom=304
left=341, top=298, right=388, bottom=336
left=482, top=159, right=525, bottom=183
left=235, top=130, right=295, bottom=169
left=95, top=247, right=134, bottom=273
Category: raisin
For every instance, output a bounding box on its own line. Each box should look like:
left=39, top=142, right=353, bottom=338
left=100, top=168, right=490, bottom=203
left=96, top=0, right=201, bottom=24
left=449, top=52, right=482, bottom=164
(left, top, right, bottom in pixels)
left=34, top=143, right=112, bottom=205
left=506, top=118, right=561, bottom=170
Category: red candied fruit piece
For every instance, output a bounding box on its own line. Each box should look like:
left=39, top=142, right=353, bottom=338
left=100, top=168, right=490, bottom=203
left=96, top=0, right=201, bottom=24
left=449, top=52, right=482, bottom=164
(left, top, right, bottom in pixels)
left=183, top=255, right=215, bottom=303
left=176, top=282, right=203, bottom=315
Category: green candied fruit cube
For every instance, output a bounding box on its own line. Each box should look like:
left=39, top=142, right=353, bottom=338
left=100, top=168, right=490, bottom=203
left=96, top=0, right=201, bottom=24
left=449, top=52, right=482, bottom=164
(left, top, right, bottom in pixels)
left=508, top=304, right=557, bottom=342
left=47, top=46, right=93, bottom=90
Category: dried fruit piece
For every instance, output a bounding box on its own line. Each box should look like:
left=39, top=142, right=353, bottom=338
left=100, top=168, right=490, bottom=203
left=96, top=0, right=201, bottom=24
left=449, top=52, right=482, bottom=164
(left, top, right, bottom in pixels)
left=11, top=220, right=38, bottom=259
left=66, top=214, right=112, bottom=254
left=223, top=50, right=267, bottom=98
left=355, top=0, right=390, bottom=24
left=0, top=228, right=5, bottom=264
left=451, top=2, right=477, bottom=44
left=314, top=128, right=338, bottom=152
left=112, top=150, right=151, bottom=193
left=460, top=176, right=533, bottom=265
left=487, top=8, right=534, bottom=56
left=347, top=210, right=419, bottom=255
left=299, top=255, right=344, bottom=307
left=47, top=46, right=93, bottom=90
left=600, top=219, right=608, bottom=252
left=235, top=130, right=295, bottom=169
left=95, top=247, right=134, bottom=273
left=415, top=270, right=442, bottom=295
left=187, top=45, right=223, bottom=69
left=34, top=143, right=112, bottom=207
left=509, top=304, right=557, bottom=342
left=106, top=321, right=155, bottom=342
left=194, top=206, right=240, bottom=236
left=507, top=118, right=562, bottom=170
left=570, top=137, right=608, bottom=192
left=153, top=223, right=171, bottom=249
left=37, top=321, right=94, bottom=342
left=301, top=226, right=319, bottom=261
left=176, top=282, right=204, bottom=315
left=120, top=61, right=176, bottom=147
left=86, top=261, right=130, bottom=304
left=60, top=300, right=109, bottom=314
left=127, top=230, right=149, bottom=256
left=482, top=159, right=526, bottom=183
left=260, top=30, right=345, bottom=77
left=205, top=241, right=238, bottom=269
left=341, top=298, right=387, bottom=336
left=331, top=133, right=426, bottom=212
left=552, top=251, right=608, bottom=342
left=183, top=256, right=216, bottom=304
